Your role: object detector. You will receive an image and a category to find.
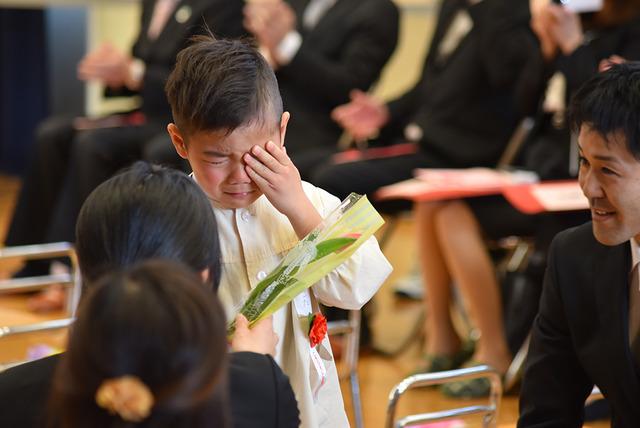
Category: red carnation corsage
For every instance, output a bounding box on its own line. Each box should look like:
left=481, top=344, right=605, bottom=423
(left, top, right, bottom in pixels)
left=308, top=313, right=328, bottom=348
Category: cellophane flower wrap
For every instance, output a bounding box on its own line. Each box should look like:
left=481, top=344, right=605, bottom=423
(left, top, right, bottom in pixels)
left=227, top=193, right=384, bottom=336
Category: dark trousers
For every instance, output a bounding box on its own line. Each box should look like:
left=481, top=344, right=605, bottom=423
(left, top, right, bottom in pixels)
left=5, top=116, right=162, bottom=250
left=142, top=133, right=191, bottom=172
left=312, top=148, right=448, bottom=212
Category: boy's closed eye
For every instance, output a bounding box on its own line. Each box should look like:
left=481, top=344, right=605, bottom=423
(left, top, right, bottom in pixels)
left=202, top=150, right=229, bottom=165
left=203, top=157, right=227, bottom=166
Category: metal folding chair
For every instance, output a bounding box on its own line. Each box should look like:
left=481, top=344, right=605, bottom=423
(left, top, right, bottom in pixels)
left=0, top=242, right=82, bottom=315
left=0, top=243, right=80, bottom=371
left=327, top=309, right=364, bottom=428
left=386, top=365, right=502, bottom=428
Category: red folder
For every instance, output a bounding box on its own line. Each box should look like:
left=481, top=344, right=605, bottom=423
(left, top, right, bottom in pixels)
left=375, top=169, right=588, bottom=214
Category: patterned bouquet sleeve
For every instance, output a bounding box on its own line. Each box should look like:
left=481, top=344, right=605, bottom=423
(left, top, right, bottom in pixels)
left=227, top=193, right=385, bottom=336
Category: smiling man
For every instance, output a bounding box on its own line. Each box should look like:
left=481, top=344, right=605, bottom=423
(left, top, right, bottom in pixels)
left=518, top=63, right=640, bottom=428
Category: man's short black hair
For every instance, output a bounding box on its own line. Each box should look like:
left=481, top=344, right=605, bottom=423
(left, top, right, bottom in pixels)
left=165, top=35, right=283, bottom=135
left=569, top=62, right=640, bottom=159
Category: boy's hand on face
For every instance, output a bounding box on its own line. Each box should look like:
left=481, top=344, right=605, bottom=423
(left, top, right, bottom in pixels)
left=231, top=314, right=279, bottom=357
left=243, top=141, right=322, bottom=238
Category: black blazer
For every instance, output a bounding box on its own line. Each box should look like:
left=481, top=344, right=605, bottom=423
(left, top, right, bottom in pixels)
left=110, top=0, right=246, bottom=124
left=384, top=0, right=537, bottom=167
left=0, top=352, right=299, bottom=428
left=518, top=222, right=640, bottom=427
left=277, top=0, right=399, bottom=152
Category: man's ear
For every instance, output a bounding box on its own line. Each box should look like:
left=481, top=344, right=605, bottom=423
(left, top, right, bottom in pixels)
left=167, top=123, right=188, bottom=159
left=279, top=111, right=290, bottom=148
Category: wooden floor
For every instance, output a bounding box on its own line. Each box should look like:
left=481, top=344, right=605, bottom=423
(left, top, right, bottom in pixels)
left=0, top=174, right=608, bottom=428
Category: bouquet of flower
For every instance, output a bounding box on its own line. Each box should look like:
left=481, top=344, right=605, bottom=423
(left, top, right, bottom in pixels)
left=227, top=193, right=384, bottom=336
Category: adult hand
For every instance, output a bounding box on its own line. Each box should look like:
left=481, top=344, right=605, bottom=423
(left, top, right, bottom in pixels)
left=231, top=314, right=279, bottom=356
left=77, top=42, right=132, bottom=89
left=530, top=1, right=558, bottom=61
left=547, top=3, right=584, bottom=55
left=332, top=90, right=390, bottom=142
left=243, top=139, right=322, bottom=238
left=599, top=55, right=626, bottom=72
left=244, top=0, right=296, bottom=53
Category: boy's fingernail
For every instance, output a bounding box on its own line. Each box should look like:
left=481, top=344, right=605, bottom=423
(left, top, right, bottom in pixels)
left=252, top=146, right=262, bottom=154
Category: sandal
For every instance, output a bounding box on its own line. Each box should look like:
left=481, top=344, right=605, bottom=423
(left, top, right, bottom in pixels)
left=413, top=340, right=475, bottom=375
left=440, top=360, right=503, bottom=399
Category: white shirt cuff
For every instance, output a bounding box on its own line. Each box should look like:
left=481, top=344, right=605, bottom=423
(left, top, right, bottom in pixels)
left=128, top=58, right=146, bottom=86
left=275, top=31, right=302, bottom=65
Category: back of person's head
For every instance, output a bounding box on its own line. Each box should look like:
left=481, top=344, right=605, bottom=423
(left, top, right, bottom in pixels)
left=49, top=260, right=230, bottom=428
left=569, top=61, right=640, bottom=158
left=75, top=161, right=221, bottom=290
left=165, top=35, right=283, bottom=137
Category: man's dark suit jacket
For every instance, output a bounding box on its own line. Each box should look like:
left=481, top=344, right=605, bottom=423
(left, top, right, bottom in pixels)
left=382, top=0, right=537, bottom=168
left=0, top=352, right=300, bottom=428
left=518, top=222, right=640, bottom=427
left=117, top=0, right=246, bottom=124
left=278, top=0, right=399, bottom=153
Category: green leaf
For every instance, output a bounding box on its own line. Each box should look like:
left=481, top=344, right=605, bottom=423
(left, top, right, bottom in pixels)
left=312, top=237, right=357, bottom=262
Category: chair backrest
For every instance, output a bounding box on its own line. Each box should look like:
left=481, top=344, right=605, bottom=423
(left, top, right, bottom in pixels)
left=386, top=365, right=502, bottom=428
left=496, top=117, right=535, bottom=169
left=0, top=243, right=80, bottom=371
left=0, top=242, right=81, bottom=315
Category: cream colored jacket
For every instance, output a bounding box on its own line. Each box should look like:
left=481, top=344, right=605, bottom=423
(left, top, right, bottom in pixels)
left=213, top=181, right=392, bottom=428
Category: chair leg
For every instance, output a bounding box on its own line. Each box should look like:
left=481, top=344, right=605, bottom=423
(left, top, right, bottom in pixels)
left=503, top=333, right=531, bottom=392
left=350, top=369, right=364, bottom=428
left=347, top=310, right=364, bottom=428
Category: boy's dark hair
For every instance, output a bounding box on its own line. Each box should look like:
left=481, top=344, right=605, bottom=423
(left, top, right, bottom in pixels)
left=49, top=260, right=229, bottom=428
left=165, top=35, right=283, bottom=136
left=569, top=61, right=640, bottom=159
left=75, top=161, right=221, bottom=291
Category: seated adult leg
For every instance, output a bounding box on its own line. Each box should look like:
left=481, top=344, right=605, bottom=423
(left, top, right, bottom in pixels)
left=312, top=150, right=444, bottom=201
left=289, top=147, right=338, bottom=182
left=434, top=201, right=512, bottom=374
left=142, top=132, right=190, bottom=172
left=415, top=201, right=461, bottom=367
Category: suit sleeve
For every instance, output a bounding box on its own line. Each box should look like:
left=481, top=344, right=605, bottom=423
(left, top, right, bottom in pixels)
left=517, top=234, right=593, bottom=428
left=387, top=0, right=541, bottom=130
left=276, top=0, right=399, bottom=106
left=556, top=18, right=640, bottom=98
left=229, top=352, right=300, bottom=428
left=267, top=355, right=301, bottom=427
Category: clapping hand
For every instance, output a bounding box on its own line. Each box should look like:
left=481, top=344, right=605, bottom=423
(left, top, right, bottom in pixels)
left=77, top=42, right=132, bottom=89
left=332, top=90, right=390, bottom=142
left=244, top=0, right=296, bottom=64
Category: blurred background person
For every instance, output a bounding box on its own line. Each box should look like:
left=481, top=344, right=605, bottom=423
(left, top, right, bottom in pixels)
left=4, top=0, right=246, bottom=283
left=312, top=0, right=538, bottom=353
left=241, top=0, right=399, bottom=179
left=409, top=0, right=640, bottom=399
